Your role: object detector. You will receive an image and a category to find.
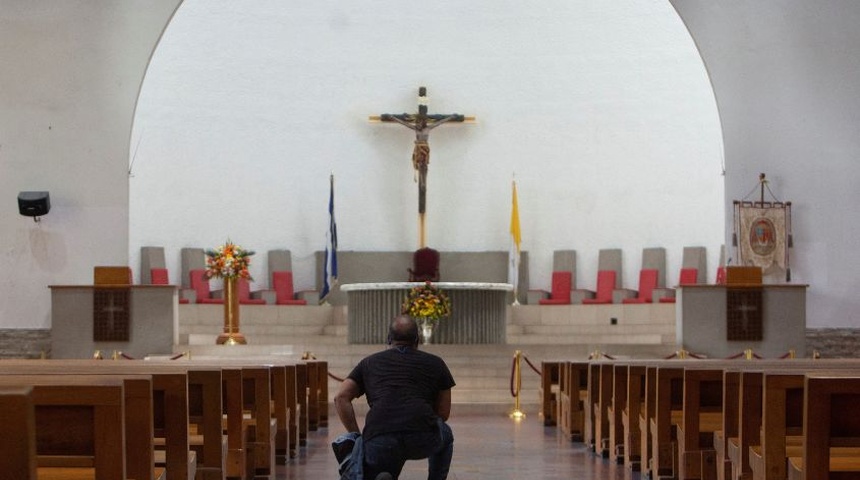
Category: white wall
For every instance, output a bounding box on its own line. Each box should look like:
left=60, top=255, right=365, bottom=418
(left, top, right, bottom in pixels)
left=672, top=1, right=860, bottom=328
left=0, top=1, right=181, bottom=328
left=129, top=0, right=725, bottom=295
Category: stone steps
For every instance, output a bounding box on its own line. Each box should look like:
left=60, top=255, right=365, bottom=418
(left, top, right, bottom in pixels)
left=177, top=304, right=678, bottom=406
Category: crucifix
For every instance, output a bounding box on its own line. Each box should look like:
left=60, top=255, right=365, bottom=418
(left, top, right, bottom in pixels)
left=371, top=86, right=475, bottom=248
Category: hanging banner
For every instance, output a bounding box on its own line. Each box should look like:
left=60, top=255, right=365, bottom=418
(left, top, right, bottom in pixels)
left=736, top=202, right=790, bottom=272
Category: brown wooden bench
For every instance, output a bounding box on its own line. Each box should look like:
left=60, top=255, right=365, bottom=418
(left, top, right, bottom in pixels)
left=607, top=361, right=629, bottom=462
left=0, top=385, right=37, bottom=479
left=676, top=365, right=725, bottom=480
left=793, top=373, right=860, bottom=480
left=0, top=374, right=157, bottom=480
left=729, top=362, right=860, bottom=480
left=540, top=361, right=561, bottom=426
left=622, top=363, right=647, bottom=471
left=593, top=360, right=615, bottom=458
left=0, top=359, right=208, bottom=480
left=557, top=361, right=588, bottom=442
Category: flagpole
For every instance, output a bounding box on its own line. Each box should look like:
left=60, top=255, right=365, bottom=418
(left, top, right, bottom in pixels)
left=320, top=173, right=338, bottom=305
left=509, top=176, right=521, bottom=306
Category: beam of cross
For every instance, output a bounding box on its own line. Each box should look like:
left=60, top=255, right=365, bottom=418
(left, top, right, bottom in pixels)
left=371, top=86, right=474, bottom=248
left=736, top=302, right=757, bottom=331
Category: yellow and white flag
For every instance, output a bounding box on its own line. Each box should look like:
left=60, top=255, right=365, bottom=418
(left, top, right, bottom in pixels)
left=508, top=180, right=522, bottom=297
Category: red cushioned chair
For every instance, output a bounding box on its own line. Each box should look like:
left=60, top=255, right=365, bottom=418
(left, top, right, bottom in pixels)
left=272, top=271, right=307, bottom=305
left=622, top=269, right=659, bottom=304
left=238, top=277, right=266, bottom=305
left=189, top=269, right=223, bottom=304
left=715, top=266, right=727, bottom=285
left=539, top=271, right=573, bottom=305
left=151, top=267, right=189, bottom=304
left=582, top=270, right=616, bottom=304
left=408, top=247, right=440, bottom=282
left=658, top=268, right=699, bottom=303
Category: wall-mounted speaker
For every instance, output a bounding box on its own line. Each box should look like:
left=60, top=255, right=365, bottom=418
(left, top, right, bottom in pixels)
left=18, top=191, right=51, bottom=218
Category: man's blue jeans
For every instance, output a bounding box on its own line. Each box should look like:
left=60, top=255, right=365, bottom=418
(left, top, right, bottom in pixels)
left=363, top=419, right=454, bottom=480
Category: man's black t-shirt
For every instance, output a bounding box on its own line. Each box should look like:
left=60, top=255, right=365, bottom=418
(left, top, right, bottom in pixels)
left=347, top=346, right=456, bottom=441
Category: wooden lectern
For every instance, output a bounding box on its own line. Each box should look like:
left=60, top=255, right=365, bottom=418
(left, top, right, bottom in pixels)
left=725, top=266, right=762, bottom=285
left=94, top=266, right=133, bottom=285
left=92, top=266, right=132, bottom=341
left=724, top=266, right=763, bottom=341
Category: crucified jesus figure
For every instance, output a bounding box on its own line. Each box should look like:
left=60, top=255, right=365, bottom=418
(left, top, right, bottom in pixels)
left=375, top=87, right=471, bottom=247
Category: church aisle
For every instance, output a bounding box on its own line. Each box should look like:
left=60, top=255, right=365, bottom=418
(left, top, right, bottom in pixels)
left=278, top=411, right=642, bottom=480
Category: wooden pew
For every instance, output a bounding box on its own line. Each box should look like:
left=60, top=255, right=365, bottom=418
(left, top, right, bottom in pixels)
left=715, top=368, right=740, bottom=480
left=608, top=361, right=629, bottom=462
left=0, top=385, right=37, bottom=480
left=0, top=356, right=320, bottom=480
left=0, top=375, right=154, bottom=480
left=648, top=363, right=684, bottom=480
left=539, top=361, right=561, bottom=426
left=795, top=373, right=860, bottom=479
left=731, top=363, right=845, bottom=480
left=676, top=366, right=724, bottom=480
left=593, top=361, right=615, bottom=458
left=169, top=356, right=313, bottom=473
left=309, top=359, right=329, bottom=428
left=584, top=361, right=602, bottom=451
left=0, top=360, right=206, bottom=480
left=296, top=362, right=310, bottom=447
left=147, top=359, right=274, bottom=479
left=747, top=368, right=860, bottom=480
left=711, top=360, right=860, bottom=480
left=558, top=361, right=588, bottom=442
left=623, top=363, right=647, bottom=471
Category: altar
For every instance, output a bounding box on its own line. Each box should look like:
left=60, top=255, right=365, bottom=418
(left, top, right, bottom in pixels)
left=340, top=282, right=513, bottom=344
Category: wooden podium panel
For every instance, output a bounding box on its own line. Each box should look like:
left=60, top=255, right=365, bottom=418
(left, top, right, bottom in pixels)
left=725, top=266, right=762, bottom=285
left=93, top=266, right=132, bottom=341
left=94, top=266, right=132, bottom=285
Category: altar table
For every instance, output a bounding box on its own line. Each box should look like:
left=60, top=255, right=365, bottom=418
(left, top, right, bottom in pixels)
left=340, top=282, right=513, bottom=344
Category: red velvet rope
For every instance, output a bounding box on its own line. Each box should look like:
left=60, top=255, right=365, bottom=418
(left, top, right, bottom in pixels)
left=169, top=352, right=186, bottom=360
left=509, top=356, right=518, bottom=397
left=725, top=352, right=746, bottom=360
left=328, top=371, right=345, bottom=383
left=120, top=352, right=135, bottom=360
left=521, top=354, right=542, bottom=376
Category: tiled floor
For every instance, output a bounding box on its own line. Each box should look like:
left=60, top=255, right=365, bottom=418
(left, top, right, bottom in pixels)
left=278, top=411, right=643, bottom=480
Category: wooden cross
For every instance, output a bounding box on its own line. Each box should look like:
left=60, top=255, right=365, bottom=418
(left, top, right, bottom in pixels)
left=102, top=294, right=125, bottom=332
left=371, top=86, right=474, bottom=248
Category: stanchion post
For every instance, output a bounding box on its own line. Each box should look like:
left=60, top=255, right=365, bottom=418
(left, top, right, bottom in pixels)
left=509, top=350, right=525, bottom=420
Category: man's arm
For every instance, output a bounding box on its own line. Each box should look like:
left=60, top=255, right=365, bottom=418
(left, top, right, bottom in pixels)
left=423, top=114, right=465, bottom=131
left=334, top=378, right=362, bottom=433
left=434, top=388, right=452, bottom=421
left=379, top=113, right=418, bottom=130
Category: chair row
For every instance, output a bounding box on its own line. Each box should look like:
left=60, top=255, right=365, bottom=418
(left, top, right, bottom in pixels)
left=142, top=246, right=313, bottom=305
left=534, top=246, right=731, bottom=305
left=540, top=356, right=860, bottom=480
left=0, top=356, right=329, bottom=480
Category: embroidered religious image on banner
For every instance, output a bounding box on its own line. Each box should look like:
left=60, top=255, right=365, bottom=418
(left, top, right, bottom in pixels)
left=737, top=204, right=788, bottom=271
left=732, top=174, right=794, bottom=281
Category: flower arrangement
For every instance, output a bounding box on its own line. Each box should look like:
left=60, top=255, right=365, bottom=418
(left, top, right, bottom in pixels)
left=401, top=281, right=452, bottom=326
left=204, top=241, right=255, bottom=280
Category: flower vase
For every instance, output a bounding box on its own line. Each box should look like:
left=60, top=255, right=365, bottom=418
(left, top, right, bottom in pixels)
left=419, top=318, right=434, bottom=345
left=217, top=277, right=247, bottom=345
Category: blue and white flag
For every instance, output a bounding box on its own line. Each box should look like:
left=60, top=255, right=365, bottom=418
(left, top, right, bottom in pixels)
left=321, top=174, right=338, bottom=302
